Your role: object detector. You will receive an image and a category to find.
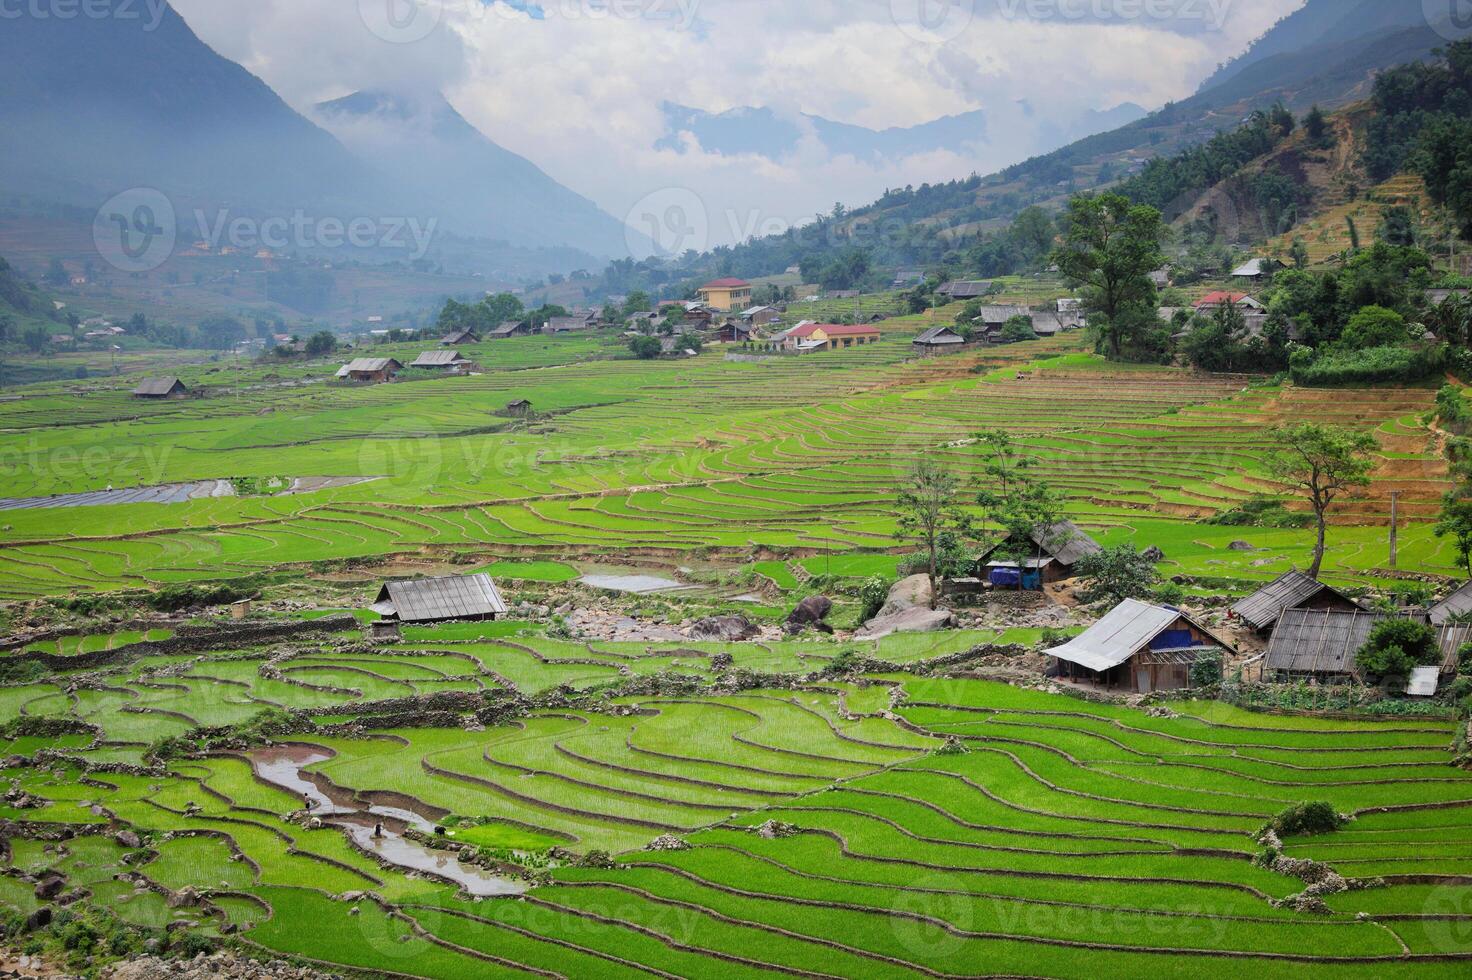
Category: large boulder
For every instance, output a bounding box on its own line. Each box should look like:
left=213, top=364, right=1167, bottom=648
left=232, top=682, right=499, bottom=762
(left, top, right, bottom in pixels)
left=876, top=574, right=933, bottom=618
left=856, top=605, right=954, bottom=641
left=687, top=614, right=759, bottom=642
left=784, top=596, right=833, bottom=635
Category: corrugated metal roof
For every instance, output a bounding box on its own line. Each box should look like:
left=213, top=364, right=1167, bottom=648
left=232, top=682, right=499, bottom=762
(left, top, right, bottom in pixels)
left=133, top=377, right=184, bottom=396
left=1230, top=571, right=1358, bottom=631
left=410, top=350, right=466, bottom=367
left=1046, top=599, right=1189, bottom=673
left=1265, top=608, right=1471, bottom=676
left=1407, top=666, right=1441, bottom=697
left=914, top=326, right=964, bottom=344
left=337, top=358, right=400, bottom=377
left=976, top=305, right=1031, bottom=325
left=1033, top=521, right=1102, bottom=566
left=1430, top=581, right=1472, bottom=624
left=375, top=573, right=507, bottom=623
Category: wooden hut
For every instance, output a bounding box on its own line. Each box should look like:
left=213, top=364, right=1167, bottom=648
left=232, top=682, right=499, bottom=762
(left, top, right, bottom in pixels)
left=370, top=573, right=508, bottom=624
left=440, top=329, right=480, bottom=345
left=912, top=326, right=966, bottom=355
left=976, top=520, right=1102, bottom=589
left=504, top=399, right=533, bottom=418
left=132, top=377, right=189, bottom=400
left=410, top=350, right=474, bottom=372
left=1230, top=571, right=1363, bottom=634
left=335, top=358, right=401, bottom=383
left=1046, top=599, right=1230, bottom=693
left=1264, top=608, right=1470, bottom=687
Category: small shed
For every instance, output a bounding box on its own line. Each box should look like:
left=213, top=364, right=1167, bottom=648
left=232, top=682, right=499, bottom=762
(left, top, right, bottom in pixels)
left=977, top=520, right=1102, bottom=588
left=133, top=377, right=188, bottom=400
left=1046, top=599, right=1230, bottom=693
left=505, top=399, right=533, bottom=418
left=1230, top=571, right=1363, bottom=634
left=410, top=350, right=473, bottom=371
left=1429, top=580, right=1472, bottom=625
left=441, top=329, right=480, bottom=345
left=1231, top=258, right=1277, bottom=280
left=937, top=280, right=993, bottom=301
left=370, top=573, right=508, bottom=624
left=488, top=320, right=530, bottom=339
left=912, top=326, right=966, bottom=355
left=336, top=358, right=402, bottom=383
left=1264, top=608, right=1471, bottom=683
left=543, top=317, right=589, bottom=334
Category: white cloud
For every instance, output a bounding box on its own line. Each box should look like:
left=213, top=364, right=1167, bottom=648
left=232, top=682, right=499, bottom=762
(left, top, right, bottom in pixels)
left=170, top=0, right=1304, bottom=250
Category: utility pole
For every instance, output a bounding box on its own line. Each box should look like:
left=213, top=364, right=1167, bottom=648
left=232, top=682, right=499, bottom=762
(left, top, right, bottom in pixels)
left=1389, top=491, right=1400, bottom=569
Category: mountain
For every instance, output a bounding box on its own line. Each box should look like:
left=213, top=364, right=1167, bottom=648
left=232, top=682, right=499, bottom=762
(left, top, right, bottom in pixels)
left=314, top=91, right=632, bottom=258
left=0, top=1, right=361, bottom=213
left=1199, top=0, right=1434, bottom=94
left=656, top=101, right=1146, bottom=166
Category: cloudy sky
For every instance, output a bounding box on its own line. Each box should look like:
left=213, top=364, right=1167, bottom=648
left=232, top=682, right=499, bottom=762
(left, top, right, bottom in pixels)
left=172, top=0, right=1304, bottom=248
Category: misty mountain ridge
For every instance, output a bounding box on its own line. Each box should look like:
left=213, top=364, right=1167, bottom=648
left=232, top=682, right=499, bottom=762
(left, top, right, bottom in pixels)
left=657, top=100, right=1146, bottom=166
left=314, top=90, right=634, bottom=258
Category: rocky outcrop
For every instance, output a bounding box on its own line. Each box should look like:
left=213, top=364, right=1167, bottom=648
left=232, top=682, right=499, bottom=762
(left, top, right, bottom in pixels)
left=857, top=575, right=953, bottom=640
left=104, top=951, right=342, bottom=979
left=784, top=596, right=833, bottom=635
left=686, top=614, right=759, bottom=642
left=856, top=606, right=953, bottom=640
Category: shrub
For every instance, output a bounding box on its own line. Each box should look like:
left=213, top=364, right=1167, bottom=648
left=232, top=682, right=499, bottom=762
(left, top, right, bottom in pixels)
left=1075, top=545, right=1160, bottom=607
left=1266, top=801, right=1347, bottom=838
left=146, top=582, right=256, bottom=612
left=1154, top=581, right=1187, bottom=606
left=1460, top=642, right=1472, bottom=677
left=1356, top=618, right=1439, bottom=680
left=1339, top=306, right=1409, bottom=351
left=1290, top=344, right=1446, bottom=386
left=858, top=576, right=891, bottom=623
left=628, top=335, right=661, bottom=359
left=1189, top=652, right=1224, bottom=688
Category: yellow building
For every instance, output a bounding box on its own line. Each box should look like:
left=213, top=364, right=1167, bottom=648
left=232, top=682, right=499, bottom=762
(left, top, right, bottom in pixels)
left=696, top=278, right=753, bottom=312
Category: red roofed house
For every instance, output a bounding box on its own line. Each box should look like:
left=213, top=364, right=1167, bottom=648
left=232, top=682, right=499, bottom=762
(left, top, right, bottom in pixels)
left=1194, top=291, right=1264, bottom=312
left=696, top=278, right=753, bottom=312
left=778, top=322, right=882, bottom=352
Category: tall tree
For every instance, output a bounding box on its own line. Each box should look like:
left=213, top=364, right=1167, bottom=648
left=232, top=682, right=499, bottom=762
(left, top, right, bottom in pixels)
left=1266, top=423, right=1378, bottom=578
left=976, top=430, right=1062, bottom=591
left=896, top=460, right=972, bottom=609
left=1051, top=193, right=1165, bottom=360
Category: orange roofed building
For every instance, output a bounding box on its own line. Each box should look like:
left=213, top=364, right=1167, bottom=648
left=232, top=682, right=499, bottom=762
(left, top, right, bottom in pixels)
left=696, top=278, right=753, bottom=312
left=777, top=322, right=881, bottom=352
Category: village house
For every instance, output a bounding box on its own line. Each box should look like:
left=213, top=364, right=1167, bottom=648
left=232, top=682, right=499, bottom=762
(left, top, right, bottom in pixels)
left=1264, top=608, right=1469, bottom=692
left=936, top=280, right=993, bottom=301
left=410, top=350, right=475, bottom=373
left=543, top=316, right=590, bottom=335
left=1428, top=288, right=1471, bottom=307
left=441, top=328, right=481, bottom=345
left=740, top=305, right=783, bottom=328
left=696, top=278, right=753, bottom=312
left=504, top=399, right=533, bottom=418
left=975, top=520, right=1102, bottom=590
left=1430, top=580, right=1472, bottom=624
left=1230, top=570, right=1363, bottom=635
left=972, top=305, right=1033, bottom=342
left=132, top=377, right=189, bottom=400
left=912, top=325, right=967, bottom=355
left=777, top=322, right=881, bottom=352
left=826, top=289, right=861, bottom=301
left=1193, top=291, right=1264, bottom=313
left=718, top=320, right=757, bottom=343
left=487, top=320, right=531, bottom=340
left=1148, top=267, right=1172, bottom=288
left=370, top=573, right=508, bottom=625
left=335, top=358, right=402, bottom=383
left=1231, top=258, right=1278, bottom=281
left=1047, top=598, right=1230, bottom=694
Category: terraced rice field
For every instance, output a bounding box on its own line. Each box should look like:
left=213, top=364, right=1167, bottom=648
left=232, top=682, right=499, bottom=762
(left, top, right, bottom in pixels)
left=0, top=331, right=1456, bottom=601
left=4, top=626, right=1471, bottom=977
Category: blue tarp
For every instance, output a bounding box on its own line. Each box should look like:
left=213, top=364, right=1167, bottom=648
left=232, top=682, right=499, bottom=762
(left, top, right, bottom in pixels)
left=1150, top=629, right=1194, bottom=651
left=989, top=568, right=1042, bottom=590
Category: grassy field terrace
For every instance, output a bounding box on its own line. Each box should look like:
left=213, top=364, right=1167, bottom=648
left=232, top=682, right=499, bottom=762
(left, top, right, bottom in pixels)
left=0, top=329, right=1456, bottom=602
left=1, top=620, right=1470, bottom=977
